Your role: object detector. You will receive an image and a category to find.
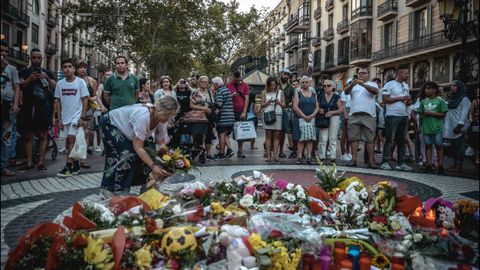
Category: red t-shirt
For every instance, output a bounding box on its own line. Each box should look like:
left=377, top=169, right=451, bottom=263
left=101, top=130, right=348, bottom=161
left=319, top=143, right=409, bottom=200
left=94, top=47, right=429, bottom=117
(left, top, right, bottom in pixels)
left=226, top=80, right=250, bottom=112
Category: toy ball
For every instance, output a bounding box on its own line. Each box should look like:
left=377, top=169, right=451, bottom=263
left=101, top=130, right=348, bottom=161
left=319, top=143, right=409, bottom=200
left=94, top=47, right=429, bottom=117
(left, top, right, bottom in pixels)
left=161, top=227, right=198, bottom=257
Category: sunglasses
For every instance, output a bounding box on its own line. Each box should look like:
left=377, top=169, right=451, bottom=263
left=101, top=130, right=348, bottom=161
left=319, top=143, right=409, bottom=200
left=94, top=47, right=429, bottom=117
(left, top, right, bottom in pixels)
left=324, top=85, right=333, bottom=87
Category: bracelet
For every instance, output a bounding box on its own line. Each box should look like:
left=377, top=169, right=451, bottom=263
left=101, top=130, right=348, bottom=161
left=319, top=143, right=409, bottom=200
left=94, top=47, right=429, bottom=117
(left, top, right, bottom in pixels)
left=149, top=162, right=156, bottom=169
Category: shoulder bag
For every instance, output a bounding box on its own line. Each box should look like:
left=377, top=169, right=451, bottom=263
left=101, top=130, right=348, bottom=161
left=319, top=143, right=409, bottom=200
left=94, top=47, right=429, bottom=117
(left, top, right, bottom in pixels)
left=315, top=94, right=337, bottom=129
left=263, top=91, right=279, bottom=125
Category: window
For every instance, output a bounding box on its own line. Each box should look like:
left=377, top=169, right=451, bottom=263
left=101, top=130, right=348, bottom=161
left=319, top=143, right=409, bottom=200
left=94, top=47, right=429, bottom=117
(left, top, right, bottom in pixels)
left=351, top=0, right=373, bottom=19
left=414, top=8, right=428, bottom=39
left=350, top=19, right=372, bottom=59
left=298, top=2, right=310, bottom=16
left=342, top=5, right=348, bottom=19
left=33, top=0, right=40, bottom=15
left=316, top=22, right=321, bottom=36
left=338, top=37, right=349, bottom=61
left=314, top=49, right=322, bottom=70
left=2, top=24, right=10, bottom=44
left=325, top=44, right=334, bottom=67
left=16, top=30, right=23, bottom=46
left=31, top=23, right=39, bottom=44
left=328, top=14, right=333, bottom=28
left=384, top=22, right=394, bottom=49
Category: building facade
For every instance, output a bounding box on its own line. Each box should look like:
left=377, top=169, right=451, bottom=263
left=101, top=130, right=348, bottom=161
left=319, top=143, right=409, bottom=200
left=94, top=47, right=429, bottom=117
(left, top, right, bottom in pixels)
left=264, top=0, right=479, bottom=92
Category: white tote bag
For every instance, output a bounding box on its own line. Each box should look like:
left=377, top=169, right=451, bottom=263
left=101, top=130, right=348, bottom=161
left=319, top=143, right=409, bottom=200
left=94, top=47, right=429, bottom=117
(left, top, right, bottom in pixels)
left=233, top=121, right=257, bottom=141
left=69, top=127, right=87, bottom=160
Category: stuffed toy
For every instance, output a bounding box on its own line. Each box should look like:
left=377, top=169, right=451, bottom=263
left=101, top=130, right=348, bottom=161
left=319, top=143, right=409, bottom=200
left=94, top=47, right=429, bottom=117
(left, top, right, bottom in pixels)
left=218, top=224, right=258, bottom=270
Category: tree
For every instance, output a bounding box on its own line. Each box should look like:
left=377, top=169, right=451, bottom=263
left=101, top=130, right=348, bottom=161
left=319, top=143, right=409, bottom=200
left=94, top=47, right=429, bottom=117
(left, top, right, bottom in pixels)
left=59, top=0, right=266, bottom=81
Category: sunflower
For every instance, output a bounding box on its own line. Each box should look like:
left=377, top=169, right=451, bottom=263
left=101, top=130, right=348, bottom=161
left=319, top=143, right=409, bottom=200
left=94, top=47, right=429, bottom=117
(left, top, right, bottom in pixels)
left=372, top=253, right=390, bottom=269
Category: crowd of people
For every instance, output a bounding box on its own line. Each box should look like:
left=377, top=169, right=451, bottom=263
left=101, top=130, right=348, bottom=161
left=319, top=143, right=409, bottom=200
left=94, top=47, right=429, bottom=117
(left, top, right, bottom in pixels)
left=1, top=40, right=479, bottom=195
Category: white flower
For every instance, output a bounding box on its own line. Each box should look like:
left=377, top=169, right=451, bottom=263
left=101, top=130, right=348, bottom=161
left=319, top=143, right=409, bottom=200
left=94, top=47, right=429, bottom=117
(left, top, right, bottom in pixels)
left=413, top=233, right=423, bottom=243
left=404, top=234, right=413, bottom=240
left=240, top=194, right=254, bottom=207
left=284, top=194, right=296, bottom=202
left=396, top=244, right=406, bottom=252
left=172, top=204, right=182, bottom=215
left=402, top=239, right=413, bottom=248
left=92, top=203, right=115, bottom=223
left=296, top=190, right=306, bottom=199
left=294, top=185, right=305, bottom=192
left=393, top=252, right=405, bottom=258
left=359, top=188, right=368, bottom=200
left=286, top=183, right=294, bottom=190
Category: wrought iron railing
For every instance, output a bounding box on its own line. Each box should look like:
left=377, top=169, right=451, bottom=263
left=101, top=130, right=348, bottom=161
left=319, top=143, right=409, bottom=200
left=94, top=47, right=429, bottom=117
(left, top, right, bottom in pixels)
left=377, top=0, right=398, bottom=18
left=323, top=28, right=334, bottom=41
left=350, top=45, right=372, bottom=61
left=336, top=19, right=349, bottom=34
left=325, top=0, right=334, bottom=11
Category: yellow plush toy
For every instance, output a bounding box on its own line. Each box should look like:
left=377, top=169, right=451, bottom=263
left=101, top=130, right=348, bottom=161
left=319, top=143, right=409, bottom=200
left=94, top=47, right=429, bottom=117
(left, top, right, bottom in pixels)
left=160, top=227, right=198, bottom=258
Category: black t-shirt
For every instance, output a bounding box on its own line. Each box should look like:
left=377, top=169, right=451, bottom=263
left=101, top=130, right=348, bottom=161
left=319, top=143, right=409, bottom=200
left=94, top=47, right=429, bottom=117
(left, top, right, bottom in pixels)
left=176, top=89, right=191, bottom=117
left=18, top=67, right=55, bottom=103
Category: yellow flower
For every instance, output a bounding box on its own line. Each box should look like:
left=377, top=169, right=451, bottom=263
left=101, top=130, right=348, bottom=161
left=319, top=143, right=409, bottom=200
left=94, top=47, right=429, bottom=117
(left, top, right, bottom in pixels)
left=162, top=155, right=172, bottom=161
left=139, top=188, right=169, bottom=210
left=248, top=233, right=268, bottom=250
left=84, top=236, right=114, bottom=270
left=372, top=253, right=390, bottom=269
left=211, top=202, right=226, bottom=215
left=135, top=245, right=153, bottom=270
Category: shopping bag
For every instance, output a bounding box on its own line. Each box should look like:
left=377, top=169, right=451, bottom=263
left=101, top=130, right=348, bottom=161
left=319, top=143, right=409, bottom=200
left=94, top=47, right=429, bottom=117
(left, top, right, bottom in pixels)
left=69, top=127, right=87, bottom=160
left=233, top=121, right=257, bottom=141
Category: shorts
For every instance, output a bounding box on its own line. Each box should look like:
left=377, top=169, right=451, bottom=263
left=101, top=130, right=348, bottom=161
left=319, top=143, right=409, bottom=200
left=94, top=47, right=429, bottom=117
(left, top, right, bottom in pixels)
left=347, top=113, right=376, bottom=143
left=60, top=123, right=79, bottom=138
left=217, top=125, right=233, bottom=135
left=424, top=133, right=443, bottom=146
left=17, top=101, right=53, bottom=134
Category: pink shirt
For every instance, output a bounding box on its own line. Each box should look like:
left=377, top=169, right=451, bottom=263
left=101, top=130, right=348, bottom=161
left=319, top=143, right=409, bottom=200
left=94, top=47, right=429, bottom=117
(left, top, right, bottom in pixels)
left=226, top=80, right=250, bottom=112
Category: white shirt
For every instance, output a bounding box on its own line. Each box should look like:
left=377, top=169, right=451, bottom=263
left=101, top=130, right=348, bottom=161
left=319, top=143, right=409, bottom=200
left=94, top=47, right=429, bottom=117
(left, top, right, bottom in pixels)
left=109, top=104, right=169, bottom=142
left=54, top=77, right=89, bottom=125
left=264, top=90, right=283, bottom=114
left=349, top=81, right=378, bottom=117
left=383, top=80, right=410, bottom=117
left=340, top=91, right=351, bottom=108
left=154, top=88, right=177, bottom=102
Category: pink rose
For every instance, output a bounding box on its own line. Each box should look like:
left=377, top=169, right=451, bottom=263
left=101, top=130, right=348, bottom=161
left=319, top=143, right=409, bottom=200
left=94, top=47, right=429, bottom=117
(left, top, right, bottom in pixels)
left=275, top=179, right=289, bottom=192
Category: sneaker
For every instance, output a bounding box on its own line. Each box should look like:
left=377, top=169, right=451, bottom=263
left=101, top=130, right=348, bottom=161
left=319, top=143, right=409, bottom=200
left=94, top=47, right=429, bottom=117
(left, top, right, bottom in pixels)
left=296, top=158, right=303, bottom=164
left=225, top=148, right=235, bottom=158
left=289, top=152, right=297, bottom=159
left=94, top=146, right=102, bottom=153
left=58, top=147, right=67, bottom=154
left=306, top=158, right=316, bottom=165
left=340, top=154, right=349, bottom=161
left=381, top=162, right=392, bottom=170
left=395, top=163, right=412, bottom=171
left=213, top=153, right=225, bottom=160
left=72, top=161, right=80, bottom=175
left=347, top=153, right=353, bottom=160
left=237, top=152, right=246, bottom=158
left=279, top=152, right=286, bottom=158
left=87, top=148, right=93, bottom=155
left=57, top=165, right=73, bottom=177
left=346, top=161, right=357, bottom=167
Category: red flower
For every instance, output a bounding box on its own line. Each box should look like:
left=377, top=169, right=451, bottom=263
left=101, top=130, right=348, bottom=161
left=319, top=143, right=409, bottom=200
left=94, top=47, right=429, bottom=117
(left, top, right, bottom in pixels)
left=168, top=259, right=180, bottom=270
left=259, top=192, right=270, bottom=204
left=269, top=230, right=284, bottom=238
left=372, top=216, right=387, bottom=224
left=187, top=205, right=205, bottom=222
left=145, top=217, right=157, bottom=234
left=193, top=189, right=204, bottom=198
left=72, top=235, right=88, bottom=247
left=309, top=201, right=324, bottom=215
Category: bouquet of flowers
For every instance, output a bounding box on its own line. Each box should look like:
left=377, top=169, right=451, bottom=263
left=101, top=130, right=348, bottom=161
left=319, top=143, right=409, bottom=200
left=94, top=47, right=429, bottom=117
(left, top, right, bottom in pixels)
left=155, top=147, right=191, bottom=173
left=371, top=181, right=397, bottom=216
left=454, top=199, right=479, bottom=240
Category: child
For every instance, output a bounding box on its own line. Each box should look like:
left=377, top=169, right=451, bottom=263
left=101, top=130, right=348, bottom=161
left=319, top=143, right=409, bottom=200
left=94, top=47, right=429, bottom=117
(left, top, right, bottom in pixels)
left=418, top=81, right=448, bottom=175
left=54, top=58, right=89, bottom=177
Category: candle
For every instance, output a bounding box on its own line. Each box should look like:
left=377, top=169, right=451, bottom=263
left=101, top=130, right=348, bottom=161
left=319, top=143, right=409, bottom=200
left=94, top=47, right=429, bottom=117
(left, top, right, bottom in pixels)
left=312, top=260, right=323, bottom=270
left=320, top=245, right=332, bottom=270
left=340, top=254, right=353, bottom=269
left=391, top=256, right=405, bottom=270
left=457, top=264, right=472, bottom=270
left=359, top=252, right=371, bottom=270
left=348, top=244, right=360, bottom=270
left=334, top=242, right=346, bottom=266
left=303, top=254, right=315, bottom=270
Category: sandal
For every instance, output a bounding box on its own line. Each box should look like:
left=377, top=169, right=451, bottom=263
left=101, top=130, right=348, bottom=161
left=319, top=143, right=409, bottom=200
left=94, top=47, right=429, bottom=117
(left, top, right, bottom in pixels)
left=306, top=158, right=315, bottom=165
left=265, top=157, right=272, bottom=162
left=1, top=169, right=15, bottom=176
left=346, top=161, right=358, bottom=167
left=274, top=158, right=282, bottom=162
left=296, top=158, right=303, bottom=165
left=251, top=145, right=258, bottom=150
left=80, top=162, right=91, bottom=169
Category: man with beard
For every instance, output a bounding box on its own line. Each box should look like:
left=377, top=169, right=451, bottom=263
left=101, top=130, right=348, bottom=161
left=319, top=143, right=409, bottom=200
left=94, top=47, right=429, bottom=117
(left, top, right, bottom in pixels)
left=279, top=68, right=295, bottom=158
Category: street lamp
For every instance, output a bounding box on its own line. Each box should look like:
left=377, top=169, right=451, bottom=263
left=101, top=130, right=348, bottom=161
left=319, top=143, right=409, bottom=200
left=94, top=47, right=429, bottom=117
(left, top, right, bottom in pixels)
left=438, top=0, right=479, bottom=83
left=84, top=39, right=94, bottom=75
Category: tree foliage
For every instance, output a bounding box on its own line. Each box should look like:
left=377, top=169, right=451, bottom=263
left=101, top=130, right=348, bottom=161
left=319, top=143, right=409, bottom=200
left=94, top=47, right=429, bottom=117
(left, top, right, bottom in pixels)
left=59, top=0, right=267, bottom=81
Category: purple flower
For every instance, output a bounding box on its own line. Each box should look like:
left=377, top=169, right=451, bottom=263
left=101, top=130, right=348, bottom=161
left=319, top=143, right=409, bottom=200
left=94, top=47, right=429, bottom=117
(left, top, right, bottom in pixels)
left=275, top=179, right=290, bottom=192
left=244, top=186, right=256, bottom=195
left=176, top=159, right=185, bottom=168
left=168, top=149, right=175, bottom=155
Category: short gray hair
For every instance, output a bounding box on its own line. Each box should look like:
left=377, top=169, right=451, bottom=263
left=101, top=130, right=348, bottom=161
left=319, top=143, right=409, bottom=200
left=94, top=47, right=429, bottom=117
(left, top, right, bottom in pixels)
left=211, top=76, right=224, bottom=86
left=299, top=76, right=311, bottom=83
left=155, top=96, right=179, bottom=114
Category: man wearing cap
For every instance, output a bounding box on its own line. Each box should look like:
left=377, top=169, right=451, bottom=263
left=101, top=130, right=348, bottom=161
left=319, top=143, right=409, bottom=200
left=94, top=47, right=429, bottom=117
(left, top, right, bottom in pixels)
left=279, top=68, right=294, bottom=158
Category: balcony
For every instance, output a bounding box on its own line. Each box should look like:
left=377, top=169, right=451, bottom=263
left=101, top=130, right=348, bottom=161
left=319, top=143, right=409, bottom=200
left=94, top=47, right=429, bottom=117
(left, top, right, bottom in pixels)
left=325, top=58, right=334, bottom=69
left=16, top=10, right=30, bottom=28
left=377, top=0, right=398, bottom=21
left=283, top=38, right=299, bottom=53
left=47, top=15, right=57, bottom=28
left=4, top=48, right=29, bottom=66
left=46, top=43, right=58, bottom=55
left=298, top=39, right=310, bottom=51
left=351, top=6, right=373, bottom=20
left=312, top=37, right=322, bottom=47
left=337, top=55, right=349, bottom=65
left=350, top=45, right=372, bottom=65
left=285, top=14, right=310, bottom=34
left=325, top=0, right=334, bottom=11
left=314, top=7, right=322, bottom=19
left=372, top=31, right=460, bottom=64
left=1, top=1, right=18, bottom=21
left=323, top=28, right=334, bottom=41
left=336, top=19, right=349, bottom=34
left=406, top=0, right=428, bottom=7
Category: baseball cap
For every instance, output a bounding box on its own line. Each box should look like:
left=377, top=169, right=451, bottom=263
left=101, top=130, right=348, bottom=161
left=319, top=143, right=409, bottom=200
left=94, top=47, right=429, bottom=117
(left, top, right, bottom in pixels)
left=281, top=68, right=292, bottom=74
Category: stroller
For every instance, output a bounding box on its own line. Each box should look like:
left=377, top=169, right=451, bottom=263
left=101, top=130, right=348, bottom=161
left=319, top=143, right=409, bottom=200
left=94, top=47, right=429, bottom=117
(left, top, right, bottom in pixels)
left=169, top=110, right=212, bottom=164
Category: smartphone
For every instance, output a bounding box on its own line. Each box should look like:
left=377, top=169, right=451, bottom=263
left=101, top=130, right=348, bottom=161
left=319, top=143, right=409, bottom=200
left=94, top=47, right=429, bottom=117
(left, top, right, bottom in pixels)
left=353, top=75, right=358, bottom=80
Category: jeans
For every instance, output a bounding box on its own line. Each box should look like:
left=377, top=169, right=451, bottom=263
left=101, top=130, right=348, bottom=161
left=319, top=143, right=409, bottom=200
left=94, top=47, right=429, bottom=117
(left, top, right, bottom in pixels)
left=451, top=135, right=465, bottom=167
left=1, top=110, right=15, bottom=170
left=382, top=115, right=408, bottom=165
left=319, top=115, right=340, bottom=160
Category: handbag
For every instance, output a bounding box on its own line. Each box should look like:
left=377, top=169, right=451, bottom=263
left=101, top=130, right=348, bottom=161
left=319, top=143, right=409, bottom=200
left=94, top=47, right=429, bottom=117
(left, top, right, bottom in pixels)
left=315, top=94, right=337, bottom=129
left=263, top=91, right=279, bottom=125
left=233, top=121, right=257, bottom=141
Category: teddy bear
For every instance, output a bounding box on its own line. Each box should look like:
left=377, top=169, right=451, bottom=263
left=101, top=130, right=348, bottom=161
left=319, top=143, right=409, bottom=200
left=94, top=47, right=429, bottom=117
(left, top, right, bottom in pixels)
left=218, top=224, right=258, bottom=270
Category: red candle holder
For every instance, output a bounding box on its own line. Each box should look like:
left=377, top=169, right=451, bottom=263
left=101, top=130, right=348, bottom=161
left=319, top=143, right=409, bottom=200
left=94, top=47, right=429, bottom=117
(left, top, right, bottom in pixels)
left=334, top=242, right=347, bottom=266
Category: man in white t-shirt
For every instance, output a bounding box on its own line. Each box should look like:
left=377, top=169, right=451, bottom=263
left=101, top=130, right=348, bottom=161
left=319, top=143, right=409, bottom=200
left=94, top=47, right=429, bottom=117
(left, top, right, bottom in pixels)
left=54, top=58, right=89, bottom=177
left=381, top=66, right=412, bottom=171
left=340, top=80, right=352, bottom=162
left=343, top=68, right=379, bottom=168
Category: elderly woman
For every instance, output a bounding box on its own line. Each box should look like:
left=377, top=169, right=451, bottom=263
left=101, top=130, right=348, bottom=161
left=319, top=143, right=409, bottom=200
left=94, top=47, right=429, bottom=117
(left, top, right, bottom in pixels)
left=293, top=76, right=320, bottom=165
left=317, top=79, right=343, bottom=163
left=260, top=77, right=285, bottom=162
left=190, top=75, right=215, bottom=160
left=154, top=76, right=177, bottom=102
left=444, top=80, right=471, bottom=173
left=99, top=97, right=178, bottom=195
